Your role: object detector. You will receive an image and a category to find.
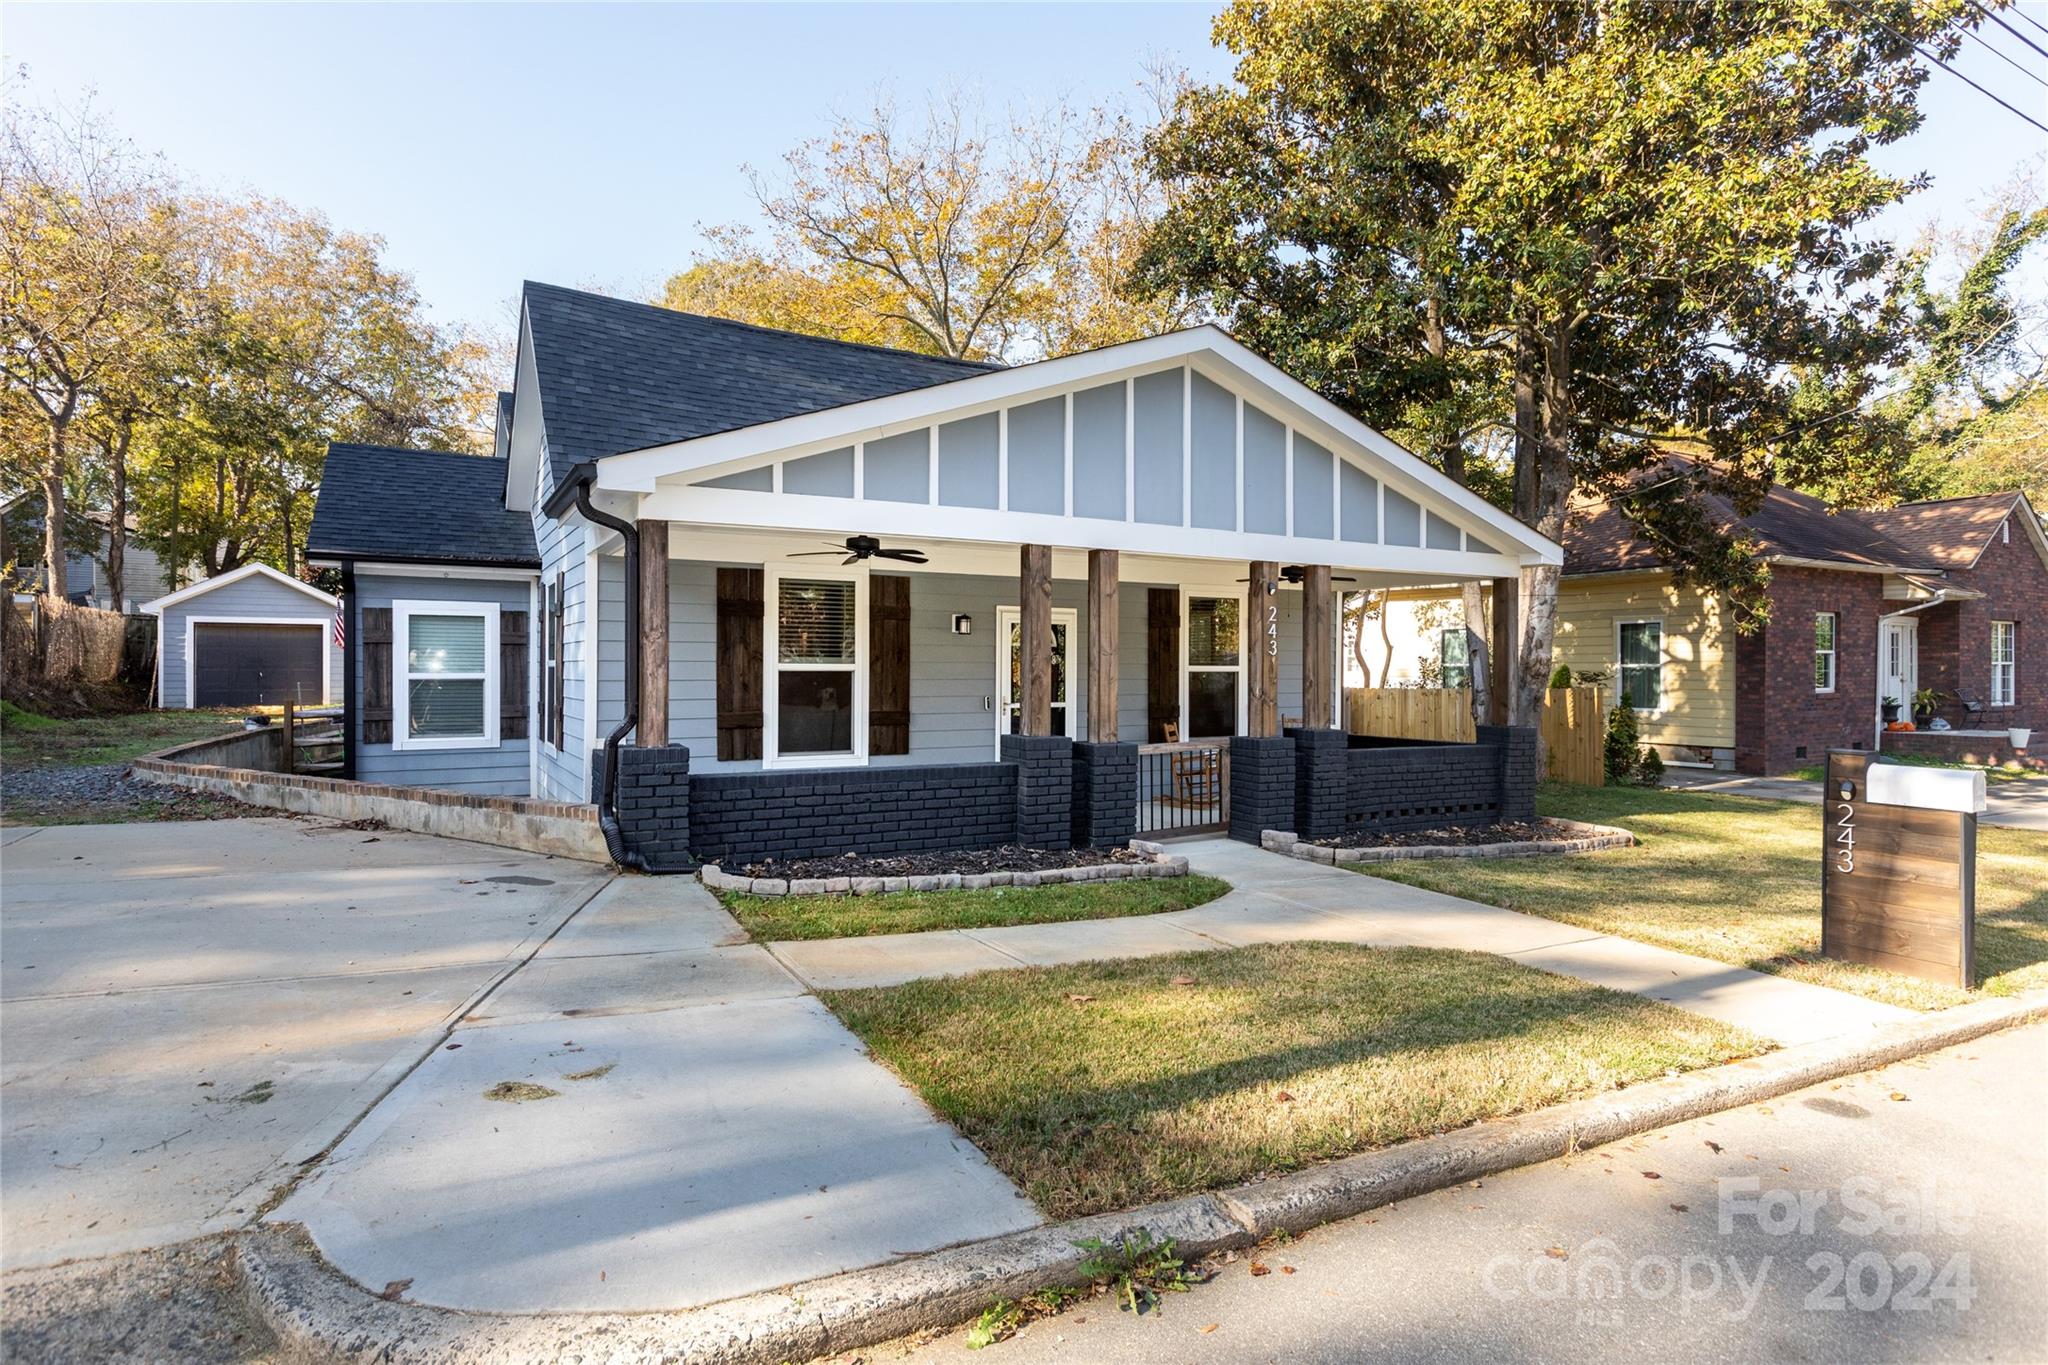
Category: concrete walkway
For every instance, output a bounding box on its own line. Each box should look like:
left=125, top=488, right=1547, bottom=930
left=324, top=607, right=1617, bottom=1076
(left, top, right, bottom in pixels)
left=1662, top=767, right=2048, bottom=831
left=768, top=838, right=1912, bottom=1047
left=272, top=876, right=1039, bottom=1314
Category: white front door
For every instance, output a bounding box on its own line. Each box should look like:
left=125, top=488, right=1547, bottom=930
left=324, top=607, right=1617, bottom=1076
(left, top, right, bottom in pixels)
left=996, top=606, right=1076, bottom=753
left=1879, top=617, right=1918, bottom=722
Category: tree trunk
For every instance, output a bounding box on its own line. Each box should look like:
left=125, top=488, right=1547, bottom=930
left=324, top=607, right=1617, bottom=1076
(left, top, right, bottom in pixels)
left=1512, top=321, right=1578, bottom=730
left=41, top=420, right=69, bottom=602
left=106, top=418, right=131, bottom=610
left=1462, top=579, right=1489, bottom=725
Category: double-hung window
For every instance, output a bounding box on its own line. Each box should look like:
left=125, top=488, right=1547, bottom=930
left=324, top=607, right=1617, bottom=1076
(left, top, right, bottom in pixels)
left=1440, top=628, right=1472, bottom=689
left=393, top=601, right=499, bottom=750
left=766, top=566, right=866, bottom=765
left=1617, top=619, right=1663, bottom=712
left=1991, top=621, right=2016, bottom=707
left=1813, top=613, right=1837, bottom=693
left=1185, top=594, right=1243, bottom=737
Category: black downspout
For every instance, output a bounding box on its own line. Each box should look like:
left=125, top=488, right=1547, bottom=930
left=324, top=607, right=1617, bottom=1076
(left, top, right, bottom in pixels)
left=572, top=480, right=654, bottom=873
left=341, top=559, right=358, bottom=781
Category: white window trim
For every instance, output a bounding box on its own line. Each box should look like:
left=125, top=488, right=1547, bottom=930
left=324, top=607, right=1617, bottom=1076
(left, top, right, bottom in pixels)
left=182, top=614, right=334, bottom=709
left=763, top=562, right=869, bottom=769
left=392, top=599, right=501, bottom=752
left=1439, top=626, right=1473, bottom=690
left=1991, top=620, right=2016, bottom=707
left=994, top=605, right=1079, bottom=756
left=1813, top=612, right=1837, bottom=695
left=1615, top=617, right=1666, bottom=716
left=1182, top=584, right=1249, bottom=739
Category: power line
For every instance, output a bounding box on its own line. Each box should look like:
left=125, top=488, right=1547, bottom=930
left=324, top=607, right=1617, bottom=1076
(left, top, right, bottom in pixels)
left=2014, top=5, right=2048, bottom=42
left=1957, top=14, right=2048, bottom=86
left=1963, top=0, right=2048, bottom=60
left=1849, top=1, right=2048, bottom=132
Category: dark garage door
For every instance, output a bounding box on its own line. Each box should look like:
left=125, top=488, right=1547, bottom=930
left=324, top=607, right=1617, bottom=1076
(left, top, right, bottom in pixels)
left=192, top=624, right=324, bottom=707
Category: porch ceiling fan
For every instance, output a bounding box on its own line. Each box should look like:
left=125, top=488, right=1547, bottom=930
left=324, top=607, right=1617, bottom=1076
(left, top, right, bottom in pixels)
left=1237, top=565, right=1359, bottom=585
left=789, top=534, right=929, bottom=566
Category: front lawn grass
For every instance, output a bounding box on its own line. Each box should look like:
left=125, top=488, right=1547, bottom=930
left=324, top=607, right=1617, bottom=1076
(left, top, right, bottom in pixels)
left=722, top=873, right=1232, bottom=941
left=0, top=702, right=246, bottom=770
left=1356, top=783, right=2048, bottom=1010
left=824, top=942, right=1764, bottom=1220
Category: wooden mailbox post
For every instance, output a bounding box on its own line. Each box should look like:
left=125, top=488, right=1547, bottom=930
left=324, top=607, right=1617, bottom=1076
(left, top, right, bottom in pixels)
left=1820, top=750, right=1981, bottom=988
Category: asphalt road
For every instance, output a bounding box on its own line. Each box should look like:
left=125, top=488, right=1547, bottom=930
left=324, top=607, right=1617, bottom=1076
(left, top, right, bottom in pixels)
left=903, top=1019, right=2048, bottom=1364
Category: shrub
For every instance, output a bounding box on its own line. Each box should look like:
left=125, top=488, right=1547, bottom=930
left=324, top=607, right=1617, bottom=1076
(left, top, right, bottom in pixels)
left=1604, top=701, right=1642, bottom=785
left=1548, top=662, right=1573, bottom=688
left=1636, top=746, right=1665, bottom=786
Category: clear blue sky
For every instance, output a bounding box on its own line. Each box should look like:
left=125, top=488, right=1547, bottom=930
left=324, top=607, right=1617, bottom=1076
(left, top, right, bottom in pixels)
left=7, top=1, right=2044, bottom=336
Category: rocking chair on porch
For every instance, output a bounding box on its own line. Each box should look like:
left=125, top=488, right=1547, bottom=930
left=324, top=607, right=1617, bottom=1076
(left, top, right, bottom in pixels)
left=1160, top=724, right=1222, bottom=806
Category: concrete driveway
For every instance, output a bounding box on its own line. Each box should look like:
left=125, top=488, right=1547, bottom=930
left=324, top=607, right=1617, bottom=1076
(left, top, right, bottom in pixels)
left=0, top=818, right=612, bottom=1271
left=1662, top=769, right=2048, bottom=830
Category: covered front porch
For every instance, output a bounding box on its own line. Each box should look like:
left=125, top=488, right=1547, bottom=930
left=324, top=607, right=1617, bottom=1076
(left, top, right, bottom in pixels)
left=568, top=327, right=1558, bottom=869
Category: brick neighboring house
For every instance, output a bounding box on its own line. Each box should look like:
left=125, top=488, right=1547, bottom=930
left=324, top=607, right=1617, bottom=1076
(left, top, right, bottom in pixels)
left=1562, top=479, right=2047, bottom=775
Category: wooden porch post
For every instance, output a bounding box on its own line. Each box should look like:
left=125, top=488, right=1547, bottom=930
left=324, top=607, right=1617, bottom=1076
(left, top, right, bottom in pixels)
left=638, top=519, right=670, bottom=746
left=1020, top=543, right=1054, bottom=736
left=1300, top=564, right=1332, bottom=728
left=1087, top=549, right=1118, bottom=742
left=1489, top=573, right=1518, bottom=726
left=1248, top=560, right=1280, bottom=736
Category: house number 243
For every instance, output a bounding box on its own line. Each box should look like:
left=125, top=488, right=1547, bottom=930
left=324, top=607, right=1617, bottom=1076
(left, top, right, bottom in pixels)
left=1834, top=801, right=1856, bottom=874
left=1266, top=603, right=1279, bottom=658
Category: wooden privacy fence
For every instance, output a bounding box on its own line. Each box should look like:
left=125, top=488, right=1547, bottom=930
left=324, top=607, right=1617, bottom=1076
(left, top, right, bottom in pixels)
left=1342, top=683, right=1607, bottom=785
left=1, top=595, right=128, bottom=688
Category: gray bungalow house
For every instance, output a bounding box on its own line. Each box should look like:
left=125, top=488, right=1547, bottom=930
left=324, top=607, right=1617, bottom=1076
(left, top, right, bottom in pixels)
left=308, top=282, right=1559, bottom=869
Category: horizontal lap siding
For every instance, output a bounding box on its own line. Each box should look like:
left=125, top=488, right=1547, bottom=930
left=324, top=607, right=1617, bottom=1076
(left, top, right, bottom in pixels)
left=353, top=572, right=532, bottom=797
left=534, top=470, right=591, bottom=804
left=163, top=576, right=341, bottom=708
left=1551, top=572, right=1734, bottom=749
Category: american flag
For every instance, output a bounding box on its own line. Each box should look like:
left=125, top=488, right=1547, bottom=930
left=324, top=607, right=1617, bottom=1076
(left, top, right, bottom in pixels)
left=332, top=599, right=346, bottom=649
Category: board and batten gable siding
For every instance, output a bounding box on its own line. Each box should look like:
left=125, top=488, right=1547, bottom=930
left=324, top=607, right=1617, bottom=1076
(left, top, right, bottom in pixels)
left=352, top=573, right=533, bottom=795
left=674, top=363, right=1512, bottom=569
left=1550, top=571, right=1736, bottom=750
left=160, top=573, right=340, bottom=708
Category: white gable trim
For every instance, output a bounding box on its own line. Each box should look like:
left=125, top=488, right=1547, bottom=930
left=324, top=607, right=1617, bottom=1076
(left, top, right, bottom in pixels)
left=594, top=327, right=1561, bottom=566
left=504, top=299, right=544, bottom=515
left=140, top=562, right=338, bottom=615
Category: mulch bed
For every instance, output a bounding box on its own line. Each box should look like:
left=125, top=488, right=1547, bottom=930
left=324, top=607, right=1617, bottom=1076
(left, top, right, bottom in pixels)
left=731, top=843, right=1153, bottom=882
left=0, top=762, right=270, bottom=823
left=1310, top=820, right=1557, bottom=849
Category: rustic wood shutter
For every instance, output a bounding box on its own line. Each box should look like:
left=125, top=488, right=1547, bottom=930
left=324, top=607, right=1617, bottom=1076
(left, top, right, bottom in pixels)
left=869, top=573, right=911, bottom=755
left=1146, top=587, right=1180, bottom=742
left=548, top=571, right=565, bottom=747
left=499, top=609, right=529, bottom=740
left=361, top=607, right=393, bottom=744
left=716, top=567, right=764, bottom=761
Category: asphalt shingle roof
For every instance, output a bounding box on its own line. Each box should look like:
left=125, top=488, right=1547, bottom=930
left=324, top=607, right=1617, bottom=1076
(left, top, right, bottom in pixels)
left=522, top=281, right=999, bottom=488
left=309, top=444, right=539, bottom=567
left=1565, top=456, right=2026, bottom=577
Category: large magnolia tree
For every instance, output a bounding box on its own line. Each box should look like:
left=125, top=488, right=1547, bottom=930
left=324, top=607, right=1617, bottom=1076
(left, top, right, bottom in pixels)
left=1136, top=0, right=1988, bottom=725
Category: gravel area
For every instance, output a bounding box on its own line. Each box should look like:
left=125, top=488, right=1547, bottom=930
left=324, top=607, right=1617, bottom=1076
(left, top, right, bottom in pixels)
left=0, top=762, right=268, bottom=823
left=1, top=1237, right=277, bottom=1364
left=1310, top=819, right=1560, bottom=849
left=731, top=843, right=1153, bottom=881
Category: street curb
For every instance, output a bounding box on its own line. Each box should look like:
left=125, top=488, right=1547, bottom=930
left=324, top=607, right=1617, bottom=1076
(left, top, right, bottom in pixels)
left=235, top=990, right=2048, bottom=1363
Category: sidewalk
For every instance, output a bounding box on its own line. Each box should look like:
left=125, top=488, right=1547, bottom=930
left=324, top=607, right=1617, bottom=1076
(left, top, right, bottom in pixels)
left=1661, top=767, right=2048, bottom=831
left=270, top=877, right=1039, bottom=1314
left=768, top=837, right=1912, bottom=1047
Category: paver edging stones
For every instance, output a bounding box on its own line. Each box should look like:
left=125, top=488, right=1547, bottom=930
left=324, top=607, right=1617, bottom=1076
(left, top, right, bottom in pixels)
left=1260, top=818, right=1635, bottom=865
left=235, top=990, right=2047, bottom=1365
left=700, top=840, right=1189, bottom=897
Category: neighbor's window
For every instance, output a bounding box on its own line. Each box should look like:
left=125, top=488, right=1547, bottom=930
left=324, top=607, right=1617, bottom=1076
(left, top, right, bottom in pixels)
left=770, top=571, right=863, bottom=761
left=1618, top=620, right=1663, bottom=711
left=1186, top=595, right=1242, bottom=737
left=394, top=601, right=499, bottom=750
left=1992, top=621, right=2016, bottom=707
left=1813, top=613, right=1837, bottom=693
left=1440, top=628, right=1472, bottom=690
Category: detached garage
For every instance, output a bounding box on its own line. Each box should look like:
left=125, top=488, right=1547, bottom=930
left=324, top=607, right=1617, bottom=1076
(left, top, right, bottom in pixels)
left=143, top=564, right=341, bottom=709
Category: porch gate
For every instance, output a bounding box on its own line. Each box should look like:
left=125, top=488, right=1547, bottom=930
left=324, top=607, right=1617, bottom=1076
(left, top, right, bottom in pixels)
left=1135, top=741, right=1230, bottom=837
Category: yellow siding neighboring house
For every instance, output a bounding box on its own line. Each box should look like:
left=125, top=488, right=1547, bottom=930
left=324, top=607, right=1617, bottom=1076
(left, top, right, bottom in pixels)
left=1552, top=571, right=1736, bottom=759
